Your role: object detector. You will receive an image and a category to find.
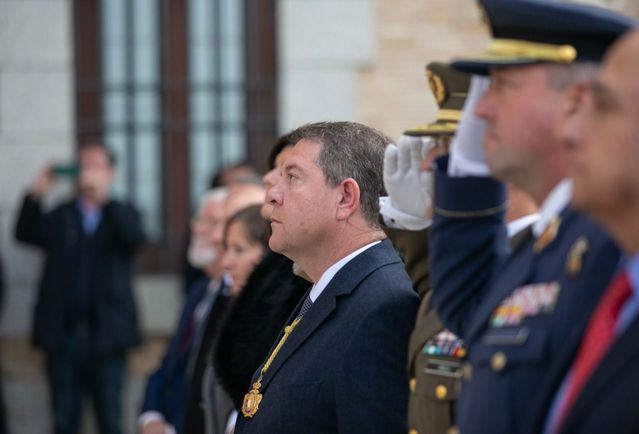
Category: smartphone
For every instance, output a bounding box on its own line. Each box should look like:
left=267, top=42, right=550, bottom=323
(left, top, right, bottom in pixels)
left=51, top=164, right=79, bottom=178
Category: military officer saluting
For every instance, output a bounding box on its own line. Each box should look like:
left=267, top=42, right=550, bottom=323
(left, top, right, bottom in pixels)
left=381, top=62, right=469, bottom=434
left=381, top=62, right=470, bottom=434
left=424, top=1, right=636, bottom=433
left=382, top=61, right=539, bottom=434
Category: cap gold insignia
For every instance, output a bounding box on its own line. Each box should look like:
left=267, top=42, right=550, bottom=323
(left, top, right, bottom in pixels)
left=566, top=236, right=589, bottom=277
left=427, top=70, right=447, bottom=105
left=533, top=217, right=561, bottom=253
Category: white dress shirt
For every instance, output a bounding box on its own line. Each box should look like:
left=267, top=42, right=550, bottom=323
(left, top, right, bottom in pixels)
left=309, top=241, right=382, bottom=302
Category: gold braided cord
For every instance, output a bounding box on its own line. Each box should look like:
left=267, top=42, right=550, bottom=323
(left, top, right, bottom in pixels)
left=241, top=315, right=304, bottom=417
left=436, top=109, right=462, bottom=122
left=487, top=38, right=577, bottom=63
left=259, top=317, right=301, bottom=378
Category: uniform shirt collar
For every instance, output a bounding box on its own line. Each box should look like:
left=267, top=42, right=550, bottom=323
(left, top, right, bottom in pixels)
left=507, top=213, right=540, bottom=238
left=532, top=178, right=572, bottom=238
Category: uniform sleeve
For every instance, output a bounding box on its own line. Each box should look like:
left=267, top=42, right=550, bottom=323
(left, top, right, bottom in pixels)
left=429, top=155, right=509, bottom=338
left=335, top=291, right=418, bottom=434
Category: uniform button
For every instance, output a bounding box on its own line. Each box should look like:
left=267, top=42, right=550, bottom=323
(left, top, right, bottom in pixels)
left=491, top=351, right=507, bottom=372
left=409, top=377, right=417, bottom=392
left=462, top=362, right=473, bottom=381
left=435, top=384, right=448, bottom=400
left=447, top=427, right=460, bottom=434
left=408, top=429, right=418, bottom=434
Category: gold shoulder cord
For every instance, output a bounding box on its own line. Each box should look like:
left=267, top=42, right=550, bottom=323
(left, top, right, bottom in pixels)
left=241, top=316, right=303, bottom=418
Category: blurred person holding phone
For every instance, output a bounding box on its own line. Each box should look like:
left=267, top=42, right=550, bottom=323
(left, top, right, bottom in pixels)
left=15, top=143, right=146, bottom=434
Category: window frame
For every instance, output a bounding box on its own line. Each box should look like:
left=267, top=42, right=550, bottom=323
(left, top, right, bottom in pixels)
left=72, top=0, right=278, bottom=273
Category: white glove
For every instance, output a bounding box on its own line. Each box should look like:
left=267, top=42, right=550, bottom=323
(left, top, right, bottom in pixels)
left=382, top=135, right=434, bottom=228
left=448, top=75, right=491, bottom=177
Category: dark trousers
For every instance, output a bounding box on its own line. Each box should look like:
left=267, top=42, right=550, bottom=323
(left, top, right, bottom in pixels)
left=45, top=329, right=125, bottom=434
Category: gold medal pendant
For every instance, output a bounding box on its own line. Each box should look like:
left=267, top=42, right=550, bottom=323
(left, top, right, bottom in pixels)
left=241, top=316, right=302, bottom=419
left=242, top=382, right=263, bottom=418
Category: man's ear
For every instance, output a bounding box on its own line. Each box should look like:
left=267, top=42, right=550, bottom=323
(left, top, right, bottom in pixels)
left=336, top=178, right=360, bottom=221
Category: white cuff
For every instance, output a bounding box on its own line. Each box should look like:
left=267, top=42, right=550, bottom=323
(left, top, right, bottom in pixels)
left=225, top=410, right=238, bottom=434
left=379, top=197, right=431, bottom=230
left=138, top=412, right=176, bottom=434
left=448, top=149, right=491, bottom=177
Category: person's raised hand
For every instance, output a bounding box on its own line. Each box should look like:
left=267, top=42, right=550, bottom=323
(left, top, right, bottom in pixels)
left=449, top=75, right=491, bottom=176
left=383, top=135, right=434, bottom=218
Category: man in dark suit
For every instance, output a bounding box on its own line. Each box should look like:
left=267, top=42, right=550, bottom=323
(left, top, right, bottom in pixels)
left=381, top=61, right=539, bottom=434
left=139, top=188, right=229, bottom=434
left=234, top=121, right=419, bottom=434
left=15, top=143, right=146, bottom=434
left=425, top=1, right=635, bottom=434
left=528, top=29, right=639, bottom=434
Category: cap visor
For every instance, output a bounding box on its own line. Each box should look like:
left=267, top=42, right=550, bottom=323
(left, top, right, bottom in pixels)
left=404, top=123, right=457, bottom=137
left=451, top=54, right=542, bottom=75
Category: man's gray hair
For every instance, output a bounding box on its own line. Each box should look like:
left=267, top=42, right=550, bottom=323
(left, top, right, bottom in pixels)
left=198, top=187, right=228, bottom=215
left=288, top=121, right=389, bottom=227
left=546, top=62, right=600, bottom=91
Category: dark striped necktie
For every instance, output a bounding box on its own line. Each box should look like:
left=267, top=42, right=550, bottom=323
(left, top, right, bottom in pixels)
left=297, top=294, right=314, bottom=318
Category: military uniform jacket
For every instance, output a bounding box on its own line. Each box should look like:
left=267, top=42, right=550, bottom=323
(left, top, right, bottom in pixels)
left=429, top=157, right=621, bottom=434
left=234, top=240, right=419, bottom=434
left=384, top=224, right=462, bottom=434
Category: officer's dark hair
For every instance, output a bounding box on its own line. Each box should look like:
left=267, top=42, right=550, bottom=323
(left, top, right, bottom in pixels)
left=224, top=204, right=271, bottom=251
left=288, top=121, right=389, bottom=228
left=545, top=62, right=600, bottom=91
left=79, top=142, right=117, bottom=167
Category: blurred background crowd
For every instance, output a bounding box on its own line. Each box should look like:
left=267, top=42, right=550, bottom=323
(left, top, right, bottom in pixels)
left=2, top=1, right=639, bottom=433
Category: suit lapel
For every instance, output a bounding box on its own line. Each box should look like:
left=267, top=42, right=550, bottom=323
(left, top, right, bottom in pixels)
left=257, top=240, right=400, bottom=391
left=561, top=314, right=639, bottom=433
left=257, top=283, right=337, bottom=391
left=166, top=281, right=207, bottom=377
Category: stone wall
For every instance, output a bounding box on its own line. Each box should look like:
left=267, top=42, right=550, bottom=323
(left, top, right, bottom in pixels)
left=0, top=2, right=75, bottom=432
left=358, top=0, right=639, bottom=140
left=277, top=0, right=376, bottom=132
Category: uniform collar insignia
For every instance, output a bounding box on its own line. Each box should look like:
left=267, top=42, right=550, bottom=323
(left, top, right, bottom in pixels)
left=533, top=216, right=561, bottom=253
left=565, top=236, right=589, bottom=277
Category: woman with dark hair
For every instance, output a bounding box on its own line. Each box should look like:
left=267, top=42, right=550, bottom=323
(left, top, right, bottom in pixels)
left=222, top=205, right=270, bottom=296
